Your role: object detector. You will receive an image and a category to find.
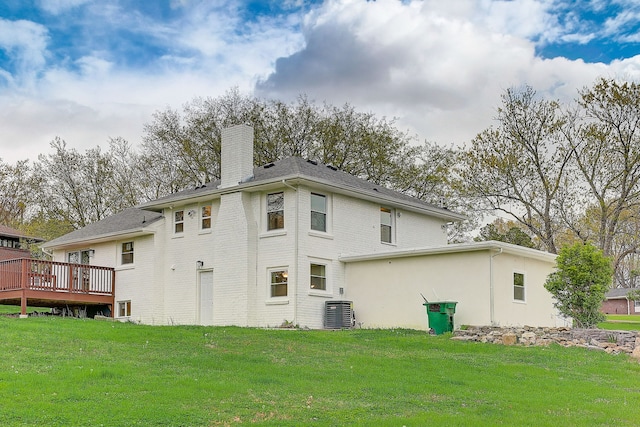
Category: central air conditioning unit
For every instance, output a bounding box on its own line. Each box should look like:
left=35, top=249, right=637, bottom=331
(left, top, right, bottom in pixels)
left=325, top=300, right=355, bottom=329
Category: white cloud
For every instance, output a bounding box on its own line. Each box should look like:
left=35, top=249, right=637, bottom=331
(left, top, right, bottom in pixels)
left=0, top=0, right=639, bottom=165
left=256, top=0, right=629, bottom=146
left=0, top=19, right=49, bottom=88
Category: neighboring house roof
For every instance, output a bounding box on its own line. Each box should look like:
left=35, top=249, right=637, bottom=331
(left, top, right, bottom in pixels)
left=140, top=157, right=466, bottom=221
left=605, top=288, right=639, bottom=300
left=0, top=224, right=44, bottom=242
left=339, top=240, right=558, bottom=263
left=42, top=208, right=164, bottom=249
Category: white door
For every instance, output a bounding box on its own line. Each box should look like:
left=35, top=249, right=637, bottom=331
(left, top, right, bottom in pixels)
left=199, top=270, right=214, bottom=326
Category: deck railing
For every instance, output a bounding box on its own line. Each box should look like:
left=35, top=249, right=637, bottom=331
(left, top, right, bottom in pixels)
left=0, top=258, right=114, bottom=296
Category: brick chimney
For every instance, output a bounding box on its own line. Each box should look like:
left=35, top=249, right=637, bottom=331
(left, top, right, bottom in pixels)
left=220, top=124, right=254, bottom=188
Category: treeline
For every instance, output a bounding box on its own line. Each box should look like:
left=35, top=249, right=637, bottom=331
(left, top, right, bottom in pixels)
left=1, top=88, right=460, bottom=240
left=3, top=79, right=640, bottom=288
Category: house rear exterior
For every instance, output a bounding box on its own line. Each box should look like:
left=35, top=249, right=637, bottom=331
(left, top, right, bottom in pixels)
left=42, top=124, right=564, bottom=329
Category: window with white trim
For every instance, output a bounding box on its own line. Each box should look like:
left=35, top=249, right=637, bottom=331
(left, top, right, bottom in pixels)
left=270, top=269, right=288, bottom=297
left=380, top=207, right=393, bottom=243
left=118, top=301, right=131, bottom=317
left=311, top=193, right=327, bottom=232
left=267, top=192, right=284, bottom=231
left=310, top=263, right=327, bottom=291
left=174, top=210, right=184, bottom=233
left=121, top=242, right=134, bottom=265
left=201, top=205, right=212, bottom=230
left=513, top=272, right=525, bottom=301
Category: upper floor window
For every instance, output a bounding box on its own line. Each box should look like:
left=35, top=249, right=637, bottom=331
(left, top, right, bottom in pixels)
left=267, top=192, right=284, bottom=230
left=311, top=193, right=327, bottom=232
left=121, top=242, right=134, bottom=264
left=380, top=207, right=393, bottom=243
left=310, top=263, right=327, bottom=291
left=513, top=272, right=525, bottom=302
left=270, top=269, right=288, bottom=297
left=201, top=205, right=212, bottom=230
left=174, top=210, right=184, bottom=233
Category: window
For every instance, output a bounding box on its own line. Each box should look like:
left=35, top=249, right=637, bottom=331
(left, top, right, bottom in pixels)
left=118, top=301, right=131, bottom=317
left=174, top=210, right=184, bottom=233
left=267, top=192, right=284, bottom=230
left=513, top=272, right=525, bottom=301
left=121, top=242, right=134, bottom=264
left=67, top=250, right=91, bottom=265
left=270, top=269, right=288, bottom=297
left=201, top=205, right=212, bottom=229
left=311, top=193, right=327, bottom=232
left=635, top=300, right=640, bottom=309
left=310, top=263, right=326, bottom=291
left=380, top=207, right=393, bottom=243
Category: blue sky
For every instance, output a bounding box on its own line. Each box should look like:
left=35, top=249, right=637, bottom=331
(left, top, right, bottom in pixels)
left=0, top=0, right=639, bottom=163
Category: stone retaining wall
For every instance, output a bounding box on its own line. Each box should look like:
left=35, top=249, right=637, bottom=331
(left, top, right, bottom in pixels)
left=452, top=326, right=640, bottom=359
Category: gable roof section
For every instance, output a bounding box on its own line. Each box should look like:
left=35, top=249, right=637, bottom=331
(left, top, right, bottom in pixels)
left=41, top=208, right=163, bottom=249
left=140, top=157, right=466, bottom=221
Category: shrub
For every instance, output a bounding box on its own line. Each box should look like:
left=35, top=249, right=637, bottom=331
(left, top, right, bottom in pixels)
left=544, top=243, right=612, bottom=328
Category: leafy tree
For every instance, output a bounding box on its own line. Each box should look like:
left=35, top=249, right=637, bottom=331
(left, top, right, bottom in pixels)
left=33, top=137, right=142, bottom=230
left=544, top=243, right=613, bottom=328
left=139, top=89, right=457, bottom=213
left=560, top=78, right=640, bottom=290
left=474, top=218, right=535, bottom=248
left=458, top=86, right=574, bottom=253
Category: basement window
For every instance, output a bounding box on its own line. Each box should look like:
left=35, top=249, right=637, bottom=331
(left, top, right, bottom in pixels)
left=118, top=300, right=131, bottom=317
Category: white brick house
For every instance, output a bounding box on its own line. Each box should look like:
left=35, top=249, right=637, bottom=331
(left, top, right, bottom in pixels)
left=42, top=125, right=564, bottom=329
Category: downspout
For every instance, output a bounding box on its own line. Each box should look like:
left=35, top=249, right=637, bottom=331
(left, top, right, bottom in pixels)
left=489, top=248, right=503, bottom=326
left=282, top=180, right=299, bottom=325
left=41, top=246, right=53, bottom=259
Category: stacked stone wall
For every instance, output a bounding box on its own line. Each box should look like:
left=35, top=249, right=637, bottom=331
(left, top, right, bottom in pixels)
left=452, top=326, right=640, bottom=359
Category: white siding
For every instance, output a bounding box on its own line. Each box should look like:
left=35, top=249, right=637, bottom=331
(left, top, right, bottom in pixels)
left=344, top=248, right=566, bottom=330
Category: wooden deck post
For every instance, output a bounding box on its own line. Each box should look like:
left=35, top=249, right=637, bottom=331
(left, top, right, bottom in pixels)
left=20, top=259, right=28, bottom=318
left=111, top=269, right=116, bottom=318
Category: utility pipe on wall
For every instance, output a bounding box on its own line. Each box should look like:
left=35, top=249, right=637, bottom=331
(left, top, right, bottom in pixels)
left=489, top=248, right=503, bottom=326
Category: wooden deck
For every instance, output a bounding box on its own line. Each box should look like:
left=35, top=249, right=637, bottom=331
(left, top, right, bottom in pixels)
left=0, top=258, right=115, bottom=316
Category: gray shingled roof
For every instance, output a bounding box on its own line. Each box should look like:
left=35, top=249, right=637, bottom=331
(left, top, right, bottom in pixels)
left=42, top=208, right=163, bottom=248
left=606, top=288, right=639, bottom=299
left=141, top=157, right=465, bottom=220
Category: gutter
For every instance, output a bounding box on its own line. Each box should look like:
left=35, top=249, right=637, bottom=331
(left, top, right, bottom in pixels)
left=41, top=228, right=157, bottom=250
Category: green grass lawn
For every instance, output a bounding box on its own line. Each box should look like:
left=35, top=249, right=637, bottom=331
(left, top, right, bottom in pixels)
left=1, top=317, right=639, bottom=426
left=599, top=314, right=640, bottom=330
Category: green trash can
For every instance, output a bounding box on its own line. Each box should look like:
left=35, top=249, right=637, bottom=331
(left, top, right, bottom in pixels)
left=424, top=301, right=457, bottom=334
